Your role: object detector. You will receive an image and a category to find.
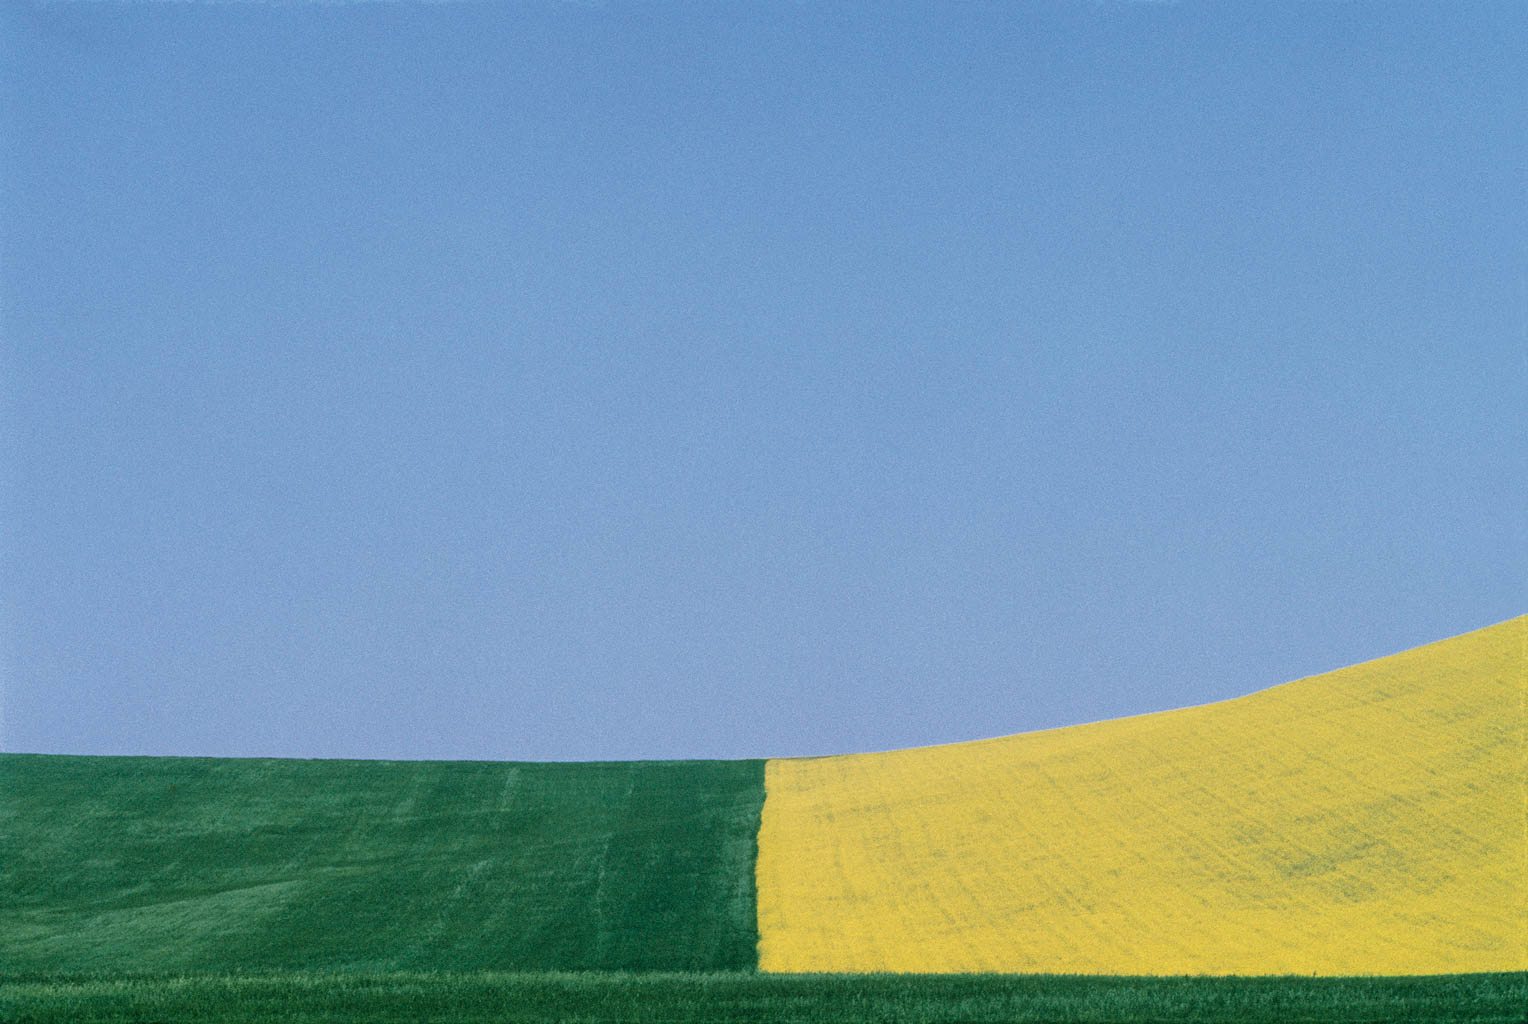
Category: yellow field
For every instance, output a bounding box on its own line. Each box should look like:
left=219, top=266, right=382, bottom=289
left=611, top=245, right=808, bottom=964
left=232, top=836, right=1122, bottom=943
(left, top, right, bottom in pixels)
left=756, top=616, right=1527, bottom=975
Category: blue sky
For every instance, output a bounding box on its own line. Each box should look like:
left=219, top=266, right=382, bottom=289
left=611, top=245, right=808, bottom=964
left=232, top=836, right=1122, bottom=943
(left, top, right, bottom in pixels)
left=2, top=2, right=1523, bottom=761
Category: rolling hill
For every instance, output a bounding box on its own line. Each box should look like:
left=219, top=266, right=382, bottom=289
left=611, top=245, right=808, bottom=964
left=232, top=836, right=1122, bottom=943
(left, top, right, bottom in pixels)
left=2, top=616, right=1523, bottom=979
left=758, top=615, right=1526, bottom=974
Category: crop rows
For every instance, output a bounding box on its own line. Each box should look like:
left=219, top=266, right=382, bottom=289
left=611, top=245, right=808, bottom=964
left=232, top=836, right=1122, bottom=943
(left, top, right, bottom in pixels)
left=756, top=617, right=1526, bottom=974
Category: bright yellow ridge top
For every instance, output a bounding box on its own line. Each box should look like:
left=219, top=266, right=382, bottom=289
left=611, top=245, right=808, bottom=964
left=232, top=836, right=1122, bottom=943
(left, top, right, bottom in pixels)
left=756, top=616, right=1527, bottom=975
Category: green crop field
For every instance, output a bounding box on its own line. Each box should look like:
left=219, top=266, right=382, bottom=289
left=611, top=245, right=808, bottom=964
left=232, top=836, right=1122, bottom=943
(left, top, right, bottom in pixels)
left=2, top=970, right=1523, bottom=1023
left=0, top=754, right=764, bottom=974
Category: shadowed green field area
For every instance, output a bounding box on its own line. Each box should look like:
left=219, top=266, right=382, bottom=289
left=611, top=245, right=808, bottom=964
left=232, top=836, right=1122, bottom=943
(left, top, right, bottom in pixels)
left=2, top=970, right=1522, bottom=1024
left=0, top=754, right=764, bottom=973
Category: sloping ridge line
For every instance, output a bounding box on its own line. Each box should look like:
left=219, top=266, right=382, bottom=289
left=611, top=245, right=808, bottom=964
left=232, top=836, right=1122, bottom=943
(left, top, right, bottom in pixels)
left=756, top=615, right=1527, bottom=975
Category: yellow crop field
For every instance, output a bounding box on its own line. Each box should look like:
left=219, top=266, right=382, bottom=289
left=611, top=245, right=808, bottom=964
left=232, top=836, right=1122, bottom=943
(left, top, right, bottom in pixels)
left=756, top=616, right=1527, bottom=975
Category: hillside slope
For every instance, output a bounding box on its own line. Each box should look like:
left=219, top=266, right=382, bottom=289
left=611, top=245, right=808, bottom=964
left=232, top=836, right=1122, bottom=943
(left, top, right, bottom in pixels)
left=757, top=616, right=1527, bottom=974
left=0, top=756, right=763, bottom=973
left=5, top=618, right=1522, bottom=978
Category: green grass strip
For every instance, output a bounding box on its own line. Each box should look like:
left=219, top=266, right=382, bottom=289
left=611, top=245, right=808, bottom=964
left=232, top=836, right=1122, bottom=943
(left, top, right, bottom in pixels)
left=2, top=971, right=1522, bottom=1023
left=0, top=754, right=764, bottom=973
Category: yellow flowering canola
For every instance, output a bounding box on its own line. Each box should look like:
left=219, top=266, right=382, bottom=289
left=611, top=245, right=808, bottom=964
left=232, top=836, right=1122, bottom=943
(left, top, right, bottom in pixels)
left=757, top=616, right=1527, bottom=975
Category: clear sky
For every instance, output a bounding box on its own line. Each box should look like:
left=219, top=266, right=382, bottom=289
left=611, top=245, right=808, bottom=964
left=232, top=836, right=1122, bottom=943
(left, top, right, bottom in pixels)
left=2, top=1, right=1523, bottom=762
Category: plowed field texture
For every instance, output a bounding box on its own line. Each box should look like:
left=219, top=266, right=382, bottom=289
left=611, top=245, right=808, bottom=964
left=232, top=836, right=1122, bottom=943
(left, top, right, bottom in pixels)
left=2, top=616, right=1523, bottom=1022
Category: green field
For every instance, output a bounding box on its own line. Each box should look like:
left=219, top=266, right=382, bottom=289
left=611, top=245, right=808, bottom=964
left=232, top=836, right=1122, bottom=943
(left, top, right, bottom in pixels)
left=2, top=970, right=1523, bottom=1024
left=0, top=754, right=764, bottom=973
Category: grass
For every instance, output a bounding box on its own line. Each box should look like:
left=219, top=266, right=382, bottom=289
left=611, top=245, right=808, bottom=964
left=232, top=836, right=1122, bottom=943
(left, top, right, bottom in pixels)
left=0, top=755, right=764, bottom=973
left=2, top=970, right=1523, bottom=1023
